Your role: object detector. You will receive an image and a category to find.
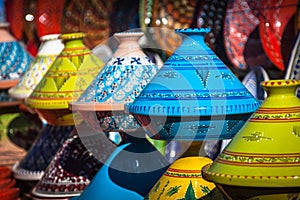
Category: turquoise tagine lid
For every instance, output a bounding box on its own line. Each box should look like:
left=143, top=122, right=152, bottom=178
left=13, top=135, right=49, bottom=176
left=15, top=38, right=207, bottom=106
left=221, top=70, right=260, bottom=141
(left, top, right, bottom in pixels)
left=128, top=28, right=260, bottom=141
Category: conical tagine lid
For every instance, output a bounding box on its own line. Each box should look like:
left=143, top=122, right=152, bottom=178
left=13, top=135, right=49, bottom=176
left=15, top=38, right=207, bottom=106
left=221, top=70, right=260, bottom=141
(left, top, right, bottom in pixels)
left=202, top=79, right=300, bottom=187
left=31, top=135, right=103, bottom=198
left=70, top=32, right=159, bottom=133
left=9, top=34, right=64, bottom=99
left=26, top=32, right=104, bottom=109
left=128, top=28, right=260, bottom=140
left=71, top=32, right=159, bottom=111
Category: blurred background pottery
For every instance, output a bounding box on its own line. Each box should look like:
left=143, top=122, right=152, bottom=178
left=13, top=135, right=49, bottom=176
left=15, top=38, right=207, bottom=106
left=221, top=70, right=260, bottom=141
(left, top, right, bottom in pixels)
left=0, top=0, right=32, bottom=90
left=259, top=0, right=297, bottom=71
left=202, top=79, right=300, bottom=199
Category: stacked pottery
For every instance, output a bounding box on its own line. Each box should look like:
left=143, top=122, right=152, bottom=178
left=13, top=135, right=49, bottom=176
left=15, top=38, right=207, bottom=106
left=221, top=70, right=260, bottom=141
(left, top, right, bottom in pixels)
left=30, top=122, right=116, bottom=199
left=9, top=34, right=64, bottom=99
left=0, top=0, right=32, bottom=106
left=70, top=32, right=169, bottom=199
left=12, top=33, right=104, bottom=181
left=127, top=28, right=260, bottom=198
left=202, top=80, right=300, bottom=199
left=0, top=166, right=19, bottom=200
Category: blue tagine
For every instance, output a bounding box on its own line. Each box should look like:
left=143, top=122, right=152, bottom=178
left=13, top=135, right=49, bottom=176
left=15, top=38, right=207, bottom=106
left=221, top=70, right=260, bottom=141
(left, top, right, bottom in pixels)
left=70, top=32, right=169, bottom=200
left=0, top=0, right=32, bottom=90
left=128, top=28, right=260, bottom=141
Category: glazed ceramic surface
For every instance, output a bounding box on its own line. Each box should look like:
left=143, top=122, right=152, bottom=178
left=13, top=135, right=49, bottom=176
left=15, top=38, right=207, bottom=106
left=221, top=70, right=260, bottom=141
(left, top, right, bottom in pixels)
left=128, top=28, right=260, bottom=141
left=0, top=0, right=32, bottom=89
left=203, top=80, right=300, bottom=197
left=61, top=0, right=112, bottom=49
left=12, top=124, right=74, bottom=181
left=0, top=41, right=33, bottom=89
left=72, top=131, right=169, bottom=200
left=71, top=32, right=159, bottom=133
left=224, top=0, right=260, bottom=70
left=26, top=32, right=104, bottom=125
left=147, top=156, right=215, bottom=200
left=31, top=134, right=103, bottom=198
left=259, top=0, right=297, bottom=71
left=0, top=0, right=7, bottom=27
left=9, top=34, right=64, bottom=99
left=35, top=0, right=65, bottom=38
left=0, top=90, right=21, bottom=107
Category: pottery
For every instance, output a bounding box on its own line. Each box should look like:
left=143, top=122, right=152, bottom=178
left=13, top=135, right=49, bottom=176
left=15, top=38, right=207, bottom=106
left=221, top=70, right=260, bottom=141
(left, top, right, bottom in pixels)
left=0, top=89, right=21, bottom=107
left=194, top=0, right=227, bottom=52
left=259, top=0, right=297, bottom=71
left=25, top=32, right=104, bottom=126
left=5, top=0, right=24, bottom=40
left=71, top=32, right=159, bottom=133
left=61, top=0, right=112, bottom=49
left=71, top=130, right=169, bottom=200
left=0, top=179, right=15, bottom=190
left=0, top=40, right=33, bottom=89
left=31, top=134, right=104, bottom=198
left=9, top=34, right=64, bottom=99
left=35, top=0, right=66, bottom=38
left=0, top=188, right=19, bottom=200
left=0, top=0, right=33, bottom=89
left=0, top=166, right=11, bottom=179
left=128, top=28, right=260, bottom=141
left=146, top=156, right=215, bottom=200
left=202, top=79, right=300, bottom=199
left=223, top=0, right=260, bottom=70
left=12, top=124, right=74, bottom=181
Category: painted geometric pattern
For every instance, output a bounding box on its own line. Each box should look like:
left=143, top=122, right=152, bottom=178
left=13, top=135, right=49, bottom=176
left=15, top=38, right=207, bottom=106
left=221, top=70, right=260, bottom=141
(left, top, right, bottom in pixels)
left=78, top=56, right=158, bottom=104
left=0, top=42, right=32, bottom=80
left=13, top=55, right=57, bottom=93
left=217, top=150, right=300, bottom=167
left=30, top=47, right=103, bottom=100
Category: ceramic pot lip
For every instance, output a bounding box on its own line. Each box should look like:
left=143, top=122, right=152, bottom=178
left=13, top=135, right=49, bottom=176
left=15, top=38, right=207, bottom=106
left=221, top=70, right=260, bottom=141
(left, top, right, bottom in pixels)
left=70, top=102, right=125, bottom=111
left=175, top=27, right=211, bottom=34
left=113, top=31, right=144, bottom=37
left=261, top=79, right=300, bottom=87
left=59, top=32, right=86, bottom=40
left=40, top=34, right=61, bottom=41
left=12, top=162, right=44, bottom=181
left=0, top=79, right=18, bottom=89
left=31, top=186, right=82, bottom=198
left=0, top=22, right=9, bottom=28
left=8, top=87, right=28, bottom=99
left=202, top=163, right=300, bottom=187
left=0, top=100, right=21, bottom=108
